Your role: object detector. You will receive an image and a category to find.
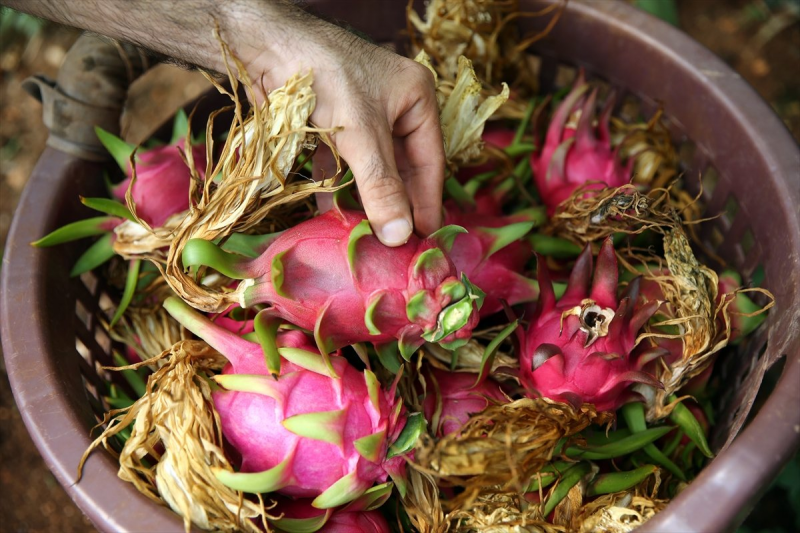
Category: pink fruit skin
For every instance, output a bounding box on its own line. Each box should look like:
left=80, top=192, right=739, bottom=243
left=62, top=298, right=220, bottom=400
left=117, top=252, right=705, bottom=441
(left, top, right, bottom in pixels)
left=174, top=307, right=407, bottom=499
left=531, top=80, right=632, bottom=216
left=242, top=209, right=479, bottom=350
left=519, top=239, right=660, bottom=412
left=113, top=141, right=206, bottom=227
left=444, top=204, right=537, bottom=316
left=422, top=368, right=506, bottom=436
left=325, top=510, right=390, bottom=533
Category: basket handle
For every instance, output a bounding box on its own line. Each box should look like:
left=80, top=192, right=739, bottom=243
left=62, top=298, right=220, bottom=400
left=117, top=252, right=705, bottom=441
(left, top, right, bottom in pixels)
left=22, top=33, right=152, bottom=162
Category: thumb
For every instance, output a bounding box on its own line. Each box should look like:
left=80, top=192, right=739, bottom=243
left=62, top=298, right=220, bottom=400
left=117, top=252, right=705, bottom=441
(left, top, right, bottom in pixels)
left=335, top=124, right=413, bottom=247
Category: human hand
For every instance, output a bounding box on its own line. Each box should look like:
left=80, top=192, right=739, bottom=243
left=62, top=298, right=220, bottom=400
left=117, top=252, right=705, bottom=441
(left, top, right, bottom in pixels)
left=2, top=0, right=446, bottom=245
left=240, top=10, right=445, bottom=246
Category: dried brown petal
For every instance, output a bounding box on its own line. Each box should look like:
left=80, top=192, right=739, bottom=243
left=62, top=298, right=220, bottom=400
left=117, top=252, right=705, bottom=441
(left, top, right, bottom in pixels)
left=79, top=340, right=275, bottom=532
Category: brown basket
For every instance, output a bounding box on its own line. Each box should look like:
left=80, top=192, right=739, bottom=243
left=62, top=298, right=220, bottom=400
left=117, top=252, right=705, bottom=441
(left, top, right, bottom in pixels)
left=2, top=1, right=799, bottom=532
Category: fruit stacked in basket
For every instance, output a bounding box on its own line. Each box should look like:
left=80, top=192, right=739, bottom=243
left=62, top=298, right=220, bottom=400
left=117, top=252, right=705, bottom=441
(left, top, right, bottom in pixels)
left=35, top=2, right=772, bottom=532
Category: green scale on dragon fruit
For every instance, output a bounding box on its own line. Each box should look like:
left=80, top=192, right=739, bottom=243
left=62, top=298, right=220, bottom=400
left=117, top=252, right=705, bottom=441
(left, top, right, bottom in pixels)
left=519, top=238, right=664, bottom=412
left=182, top=207, right=485, bottom=376
left=164, top=297, right=409, bottom=509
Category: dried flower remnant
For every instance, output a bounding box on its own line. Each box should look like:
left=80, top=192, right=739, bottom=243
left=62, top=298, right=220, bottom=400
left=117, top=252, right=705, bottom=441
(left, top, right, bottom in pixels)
left=413, top=399, right=610, bottom=512
left=416, top=51, right=510, bottom=169
left=408, top=0, right=563, bottom=91
left=79, top=341, right=273, bottom=533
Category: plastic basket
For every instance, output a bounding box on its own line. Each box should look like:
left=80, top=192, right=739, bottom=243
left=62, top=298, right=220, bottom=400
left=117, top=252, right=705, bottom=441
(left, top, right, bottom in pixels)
left=2, top=1, right=798, bottom=531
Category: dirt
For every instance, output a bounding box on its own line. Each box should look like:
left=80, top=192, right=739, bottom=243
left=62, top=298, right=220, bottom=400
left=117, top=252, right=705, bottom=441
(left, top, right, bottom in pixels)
left=1, top=1, right=798, bottom=531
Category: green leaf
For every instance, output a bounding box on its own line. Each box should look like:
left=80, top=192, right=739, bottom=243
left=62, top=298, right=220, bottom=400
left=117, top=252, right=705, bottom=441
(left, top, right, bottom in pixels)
left=171, top=108, right=189, bottom=145
left=182, top=238, right=250, bottom=279
left=504, top=142, right=536, bottom=157
left=478, top=221, right=535, bottom=258
left=110, top=259, right=141, bottom=328
left=634, top=0, right=679, bottom=26
left=220, top=231, right=283, bottom=258
left=70, top=233, right=116, bottom=276
left=565, top=426, right=673, bottom=460
left=271, top=509, right=332, bottom=533
left=588, top=465, right=659, bottom=498
left=271, top=250, right=289, bottom=298
left=214, top=453, right=293, bottom=493
left=542, top=462, right=593, bottom=517
left=283, top=410, right=347, bottom=448
left=332, top=170, right=359, bottom=212
left=94, top=126, right=135, bottom=172
left=277, top=347, right=330, bottom=376
left=254, top=311, right=282, bottom=377
left=81, top=197, right=134, bottom=221
left=312, top=471, right=367, bottom=509
left=429, top=225, right=467, bottom=253
left=111, top=351, right=147, bottom=398
left=347, top=219, right=373, bottom=273
left=444, top=177, right=476, bottom=209
left=621, top=402, right=687, bottom=481
left=313, top=301, right=341, bottom=379
left=364, top=292, right=385, bottom=335
left=530, top=234, right=582, bottom=259
left=375, top=342, right=402, bottom=374
left=32, top=216, right=118, bottom=247
left=354, top=430, right=387, bottom=463
left=513, top=98, right=537, bottom=146
left=525, top=461, right=574, bottom=491
left=343, top=482, right=394, bottom=512
left=213, top=374, right=284, bottom=403
left=363, top=369, right=381, bottom=416
left=413, top=248, right=446, bottom=278
left=387, top=412, right=426, bottom=458
left=475, top=320, right=518, bottom=386
left=668, top=395, right=713, bottom=458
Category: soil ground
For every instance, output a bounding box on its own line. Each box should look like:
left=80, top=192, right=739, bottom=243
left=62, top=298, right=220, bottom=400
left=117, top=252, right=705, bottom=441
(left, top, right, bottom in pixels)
left=1, top=1, right=798, bottom=531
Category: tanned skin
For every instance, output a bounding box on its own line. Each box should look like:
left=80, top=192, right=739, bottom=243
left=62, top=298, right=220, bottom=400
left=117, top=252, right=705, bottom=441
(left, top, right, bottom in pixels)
left=3, top=0, right=445, bottom=246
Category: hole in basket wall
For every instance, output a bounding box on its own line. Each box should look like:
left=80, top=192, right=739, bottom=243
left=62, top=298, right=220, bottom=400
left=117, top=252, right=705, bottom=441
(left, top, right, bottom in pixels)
left=701, top=167, right=719, bottom=199
left=741, top=229, right=756, bottom=255
left=723, top=195, right=740, bottom=224
left=75, top=298, right=91, bottom=329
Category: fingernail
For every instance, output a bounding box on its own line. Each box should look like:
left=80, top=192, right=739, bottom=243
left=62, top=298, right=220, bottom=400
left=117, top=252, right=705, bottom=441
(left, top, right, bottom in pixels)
left=379, top=219, right=412, bottom=246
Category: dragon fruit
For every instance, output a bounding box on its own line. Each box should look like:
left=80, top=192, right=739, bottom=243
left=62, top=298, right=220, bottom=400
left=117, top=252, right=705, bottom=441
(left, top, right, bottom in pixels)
left=182, top=208, right=484, bottom=372
left=531, top=76, right=632, bottom=215
left=422, top=368, right=506, bottom=436
left=518, top=238, right=662, bottom=412
left=163, top=297, right=408, bottom=509
left=112, top=139, right=206, bottom=227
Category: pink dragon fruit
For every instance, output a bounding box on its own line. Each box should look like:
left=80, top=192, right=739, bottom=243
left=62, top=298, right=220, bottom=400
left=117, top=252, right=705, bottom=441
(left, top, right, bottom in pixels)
left=163, top=297, right=408, bottom=509
left=112, top=140, right=206, bottom=227
left=531, top=75, right=632, bottom=215
left=422, top=368, right=506, bottom=436
left=182, top=208, right=484, bottom=369
left=518, top=238, right=662, bottom=412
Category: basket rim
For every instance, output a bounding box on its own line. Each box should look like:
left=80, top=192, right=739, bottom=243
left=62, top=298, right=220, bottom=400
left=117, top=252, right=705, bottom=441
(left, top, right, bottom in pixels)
left=3, top=1, right=799, bottom=532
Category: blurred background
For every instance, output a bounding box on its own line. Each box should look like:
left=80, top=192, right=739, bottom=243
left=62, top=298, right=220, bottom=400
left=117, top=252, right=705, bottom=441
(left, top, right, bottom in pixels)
left=1, top=1, right=798, bottom=531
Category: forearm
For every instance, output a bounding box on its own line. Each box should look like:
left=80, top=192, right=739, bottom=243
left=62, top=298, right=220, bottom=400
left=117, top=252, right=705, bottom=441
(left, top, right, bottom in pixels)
left=0, top=0, right=341, bottom=87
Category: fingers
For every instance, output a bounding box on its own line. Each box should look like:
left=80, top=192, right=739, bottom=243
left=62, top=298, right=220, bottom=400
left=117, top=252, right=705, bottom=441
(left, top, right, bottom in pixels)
left=335, top=119, right=414, bottom=247
left=393, top=90, right=445, bottom=237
